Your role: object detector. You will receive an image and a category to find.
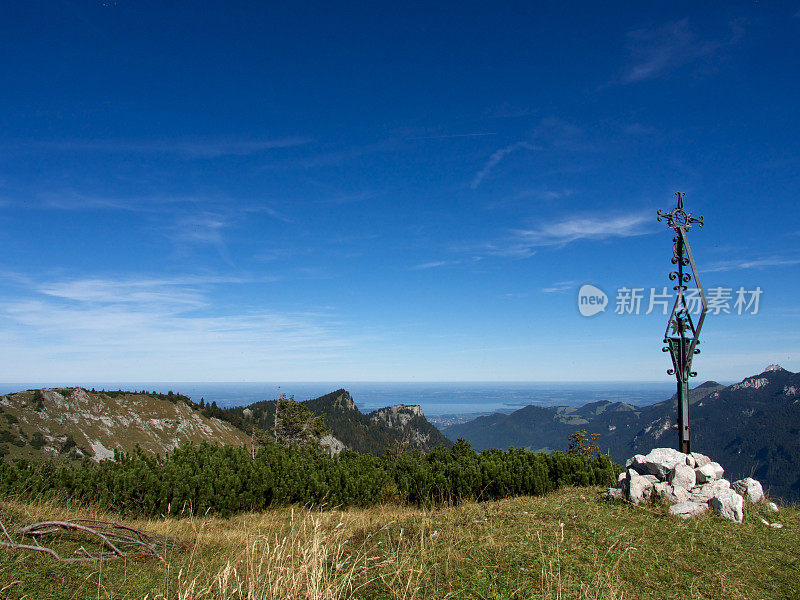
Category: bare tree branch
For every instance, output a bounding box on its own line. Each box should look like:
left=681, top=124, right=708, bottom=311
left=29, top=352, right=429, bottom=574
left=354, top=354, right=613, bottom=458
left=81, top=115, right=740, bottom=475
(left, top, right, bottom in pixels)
left=0, top=519, right=189, bottom=563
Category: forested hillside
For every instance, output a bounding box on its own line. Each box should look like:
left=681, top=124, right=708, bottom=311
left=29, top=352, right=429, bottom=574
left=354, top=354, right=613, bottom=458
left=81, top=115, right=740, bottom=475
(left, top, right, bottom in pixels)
left=224, top=389, right=453, bottom=455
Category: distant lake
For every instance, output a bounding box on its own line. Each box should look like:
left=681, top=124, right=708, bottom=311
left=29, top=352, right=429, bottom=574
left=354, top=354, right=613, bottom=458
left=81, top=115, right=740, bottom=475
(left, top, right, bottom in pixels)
left=0, top=381, right=684, bottom=416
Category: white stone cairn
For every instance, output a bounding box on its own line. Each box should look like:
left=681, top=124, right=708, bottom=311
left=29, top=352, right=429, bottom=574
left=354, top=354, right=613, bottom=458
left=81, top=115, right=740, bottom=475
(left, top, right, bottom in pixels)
left=602, top=447, right=767, bottom=523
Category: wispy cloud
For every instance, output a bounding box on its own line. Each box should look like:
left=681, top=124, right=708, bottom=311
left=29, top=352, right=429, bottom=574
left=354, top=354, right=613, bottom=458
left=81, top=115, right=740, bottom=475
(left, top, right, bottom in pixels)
left=542, top=280, right=579, bottom=294
left=168, top=212, right=236, bottom=265
left=26, top=191, right=292, bottom=227
left=36, top=191, right=200, bottom=212
left=621, top=19, right=743, bottom=83
left=455, top=212, right=652, bottom=259
left=515, top=213, right=652, bottom=247
left=485, top=188, right=576, bottom=211
left=410, top=260, right=451, bottom=270
left=0, top=275, right=352, bottom=380
left=705, top=257, right=800, bottom=273
left=531, top=118, right=586, bottom=150
left=19, top=136, right=310, bottom=158
left=36, top=275, right=254, bottom=308
left=622, top=123, right=658, bottom=136
left=407, top=132, right=497, bottom=141
left=172, top=212, right=228, bottom=245
left=486, top=103, right=536, bottom=119
left=470, top=142, right=536, bottom=189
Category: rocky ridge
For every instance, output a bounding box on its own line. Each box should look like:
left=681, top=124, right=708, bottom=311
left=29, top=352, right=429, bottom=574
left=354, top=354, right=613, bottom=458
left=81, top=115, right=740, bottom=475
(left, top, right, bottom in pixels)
left=0, top=388, right=250, bottom=462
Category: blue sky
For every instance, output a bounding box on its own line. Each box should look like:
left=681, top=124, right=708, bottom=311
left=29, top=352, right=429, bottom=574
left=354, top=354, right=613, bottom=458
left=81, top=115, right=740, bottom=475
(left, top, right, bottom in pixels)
left=1, top=1, right=798, bottom=382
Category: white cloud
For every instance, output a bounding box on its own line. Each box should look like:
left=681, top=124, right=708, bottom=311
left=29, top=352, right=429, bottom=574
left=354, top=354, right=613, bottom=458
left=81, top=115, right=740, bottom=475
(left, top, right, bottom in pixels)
left=36, top=275, right=254, bottom=308
left=542, top=280, right=578, bottom=294
left=453, top=213, right=651, bottom=259
left=515, top=213, right=652, bottom=247
left=705, top=257, right=800, bottom=273
left=173, top=213, right=228, bottom=245
left=410, top=260, right=452, bottom=270
left=0, top=275, right=354, bottom=380
left=470, top=142, right=535, bottom=189
left=169, top=212, right=237, bottom=264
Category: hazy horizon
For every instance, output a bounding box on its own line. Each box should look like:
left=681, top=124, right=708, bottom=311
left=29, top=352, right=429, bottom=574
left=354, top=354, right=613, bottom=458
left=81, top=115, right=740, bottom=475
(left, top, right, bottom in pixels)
left=0, top=379, right=728, bottom=416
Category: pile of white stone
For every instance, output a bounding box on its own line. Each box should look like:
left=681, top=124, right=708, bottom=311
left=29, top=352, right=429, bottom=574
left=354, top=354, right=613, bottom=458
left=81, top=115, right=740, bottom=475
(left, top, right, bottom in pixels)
left=603, top=447, right=778, bottom=524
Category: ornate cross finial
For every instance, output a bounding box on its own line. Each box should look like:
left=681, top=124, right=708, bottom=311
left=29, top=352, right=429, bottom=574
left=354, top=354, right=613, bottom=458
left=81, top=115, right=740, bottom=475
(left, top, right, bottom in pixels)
left=657, top=191, right=704, bottom=230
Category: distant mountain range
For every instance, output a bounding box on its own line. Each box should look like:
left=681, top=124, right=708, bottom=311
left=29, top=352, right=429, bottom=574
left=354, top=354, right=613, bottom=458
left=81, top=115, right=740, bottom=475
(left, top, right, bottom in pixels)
left=443, top=365, right=800, bottom=501
left=0, top=387, right=451, bottom=463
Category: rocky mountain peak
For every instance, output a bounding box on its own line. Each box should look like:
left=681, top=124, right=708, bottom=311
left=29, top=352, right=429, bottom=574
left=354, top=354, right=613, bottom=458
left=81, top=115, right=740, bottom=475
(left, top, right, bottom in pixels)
left=764, top=364, right=785, bottom=373
left=331, top=389, right=356, bottom=411
left=370, top=404, right=424, bottom=428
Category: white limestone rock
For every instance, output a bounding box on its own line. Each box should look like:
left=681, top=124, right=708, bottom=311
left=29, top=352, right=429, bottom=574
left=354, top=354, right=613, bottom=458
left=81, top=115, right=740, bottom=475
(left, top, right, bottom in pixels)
left=684, top=454, right=696, bottom=468
left=652, top=481, right=668, bottom=496
left=627, top=475, right=654, bottom=505
left=319, top=434, right=346, bottom=457
left=768, top=502, right=779, bottom=513
left=669, top=501, right=707, bottom=519
left=604, top=487, right=624, bottom=501
left=669, top=463, right=697, bottom=490
left=625, top=454, right=647, bottom=474
left=691, top=452, right=712, bottom=468
left=709, top=491, right=744, bottom=523
left=732, top=478, right=764, bottom=504
left=641, top=448, right=688, bottom=479
left=657, top=483, right=690, bottom=505
left=689, top=479, right=730, bottom=504
left=695, top=462, right=724, bottom=484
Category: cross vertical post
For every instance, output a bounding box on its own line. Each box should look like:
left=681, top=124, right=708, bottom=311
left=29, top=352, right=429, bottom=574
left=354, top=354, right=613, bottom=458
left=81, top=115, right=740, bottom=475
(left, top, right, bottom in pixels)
left=658, top=192, right=707, bottom=454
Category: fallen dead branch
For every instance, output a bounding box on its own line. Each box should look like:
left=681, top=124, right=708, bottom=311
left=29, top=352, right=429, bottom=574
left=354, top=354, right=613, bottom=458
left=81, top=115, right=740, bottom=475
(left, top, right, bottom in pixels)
left=0, top=518, right=189, bottom=562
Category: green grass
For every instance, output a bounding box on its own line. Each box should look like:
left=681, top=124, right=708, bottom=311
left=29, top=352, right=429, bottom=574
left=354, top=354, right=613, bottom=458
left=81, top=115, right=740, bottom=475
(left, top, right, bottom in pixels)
left=1, top=487, right=797, bottom=599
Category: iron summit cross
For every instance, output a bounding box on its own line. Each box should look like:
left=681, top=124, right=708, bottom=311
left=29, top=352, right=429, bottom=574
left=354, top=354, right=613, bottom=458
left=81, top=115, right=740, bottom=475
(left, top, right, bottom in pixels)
left=657, top=192, right=708, bottom=454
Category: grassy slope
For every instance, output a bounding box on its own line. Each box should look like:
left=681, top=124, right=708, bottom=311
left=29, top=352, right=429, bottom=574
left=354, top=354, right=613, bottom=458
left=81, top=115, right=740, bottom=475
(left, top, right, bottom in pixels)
left=1, top=487, right=797, bottom=600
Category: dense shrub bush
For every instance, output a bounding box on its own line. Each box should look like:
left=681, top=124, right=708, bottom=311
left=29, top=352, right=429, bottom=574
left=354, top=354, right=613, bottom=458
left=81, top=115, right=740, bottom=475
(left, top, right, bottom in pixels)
left=0, top=439, right=617, bottom=517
